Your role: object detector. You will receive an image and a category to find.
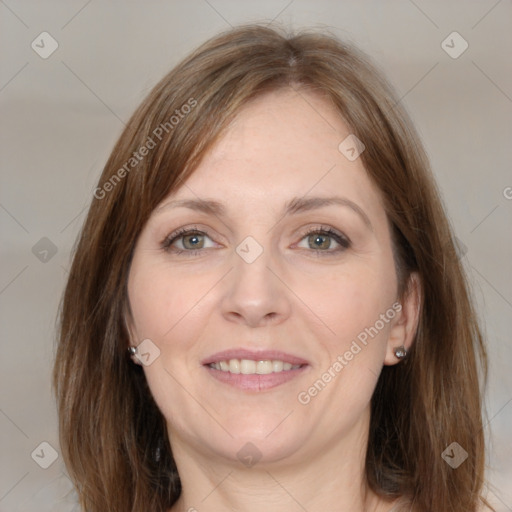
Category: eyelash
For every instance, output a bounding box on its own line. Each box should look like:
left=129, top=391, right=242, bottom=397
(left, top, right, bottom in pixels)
left=161, top=225, right=351, bottom=257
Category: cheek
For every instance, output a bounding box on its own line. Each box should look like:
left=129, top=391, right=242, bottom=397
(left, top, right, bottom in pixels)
left=128, top=262, right=212, bottom=429
left=299, top=257, right=396, bottom=352
left=296, top=266, right=396, bottom=427
left=127, top=260, right=209, bottom=341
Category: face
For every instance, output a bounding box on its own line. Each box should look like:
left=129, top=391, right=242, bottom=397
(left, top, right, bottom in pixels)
left=127, top=88, right=406, bottom=466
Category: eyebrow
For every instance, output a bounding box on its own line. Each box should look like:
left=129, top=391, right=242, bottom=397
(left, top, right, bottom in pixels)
left=155, top=196, right=372, bottom=230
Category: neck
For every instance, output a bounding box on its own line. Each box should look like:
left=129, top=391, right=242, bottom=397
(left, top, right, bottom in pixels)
left=168, top=408, right=398, bottom=512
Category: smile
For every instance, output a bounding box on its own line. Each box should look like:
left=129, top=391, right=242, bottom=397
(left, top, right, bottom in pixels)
left=208, top=359, right=302, bottom=374
left=202, top=349, right=309, bottom=391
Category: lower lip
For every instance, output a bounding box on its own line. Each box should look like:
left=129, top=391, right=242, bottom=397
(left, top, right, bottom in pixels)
left=204, top=365, right=309, bottom=391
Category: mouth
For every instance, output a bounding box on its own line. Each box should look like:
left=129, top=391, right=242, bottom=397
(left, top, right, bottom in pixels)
left=202, top=349, right=310, bottom=391
left=208, top=359, right=302, bottom=374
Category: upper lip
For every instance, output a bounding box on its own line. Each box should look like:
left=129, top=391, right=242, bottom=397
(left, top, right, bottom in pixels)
left=201, top=348, right=309, bottom=366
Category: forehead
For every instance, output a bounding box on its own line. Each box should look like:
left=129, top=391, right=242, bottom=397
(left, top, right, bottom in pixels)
left=165, top=88, right=385, bottom=221
left=200, top=88, right=349, bottom=179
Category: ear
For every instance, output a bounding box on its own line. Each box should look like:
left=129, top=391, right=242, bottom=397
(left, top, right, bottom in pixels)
left=384, top=272, right=422, bottom=366
left=124, top=306, right=143, bottom=366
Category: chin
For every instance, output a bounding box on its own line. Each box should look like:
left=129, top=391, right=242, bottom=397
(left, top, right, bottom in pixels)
left=206, top=418, right=311, bottom=465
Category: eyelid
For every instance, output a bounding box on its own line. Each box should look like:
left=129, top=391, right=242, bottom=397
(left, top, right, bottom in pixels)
left=295, top=224, right=350, bottom=244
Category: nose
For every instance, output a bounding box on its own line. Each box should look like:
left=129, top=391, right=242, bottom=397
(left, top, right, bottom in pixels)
left=220, top=242, right=292, bottom=328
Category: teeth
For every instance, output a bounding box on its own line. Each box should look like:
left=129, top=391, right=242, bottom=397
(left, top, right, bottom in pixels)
left=272, top=360, right=283, bottom=372
left=209, top=359, right=301, bottom=374
left=229, top=359, right=240, bottom=374
left=240, top=359, right=256, bottom=374
left=256, top=360, right=273, bottom=374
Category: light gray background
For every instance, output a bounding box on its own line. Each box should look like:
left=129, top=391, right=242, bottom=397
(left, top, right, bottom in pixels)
left=1, top=1, right=511, bottom=511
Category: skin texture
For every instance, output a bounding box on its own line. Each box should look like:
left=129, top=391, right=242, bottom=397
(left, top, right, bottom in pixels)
left=127, top=88, right=420, bottom=512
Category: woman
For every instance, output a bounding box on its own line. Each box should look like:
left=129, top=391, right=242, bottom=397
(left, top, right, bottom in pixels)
left=53, top=24, right=493, bottom=512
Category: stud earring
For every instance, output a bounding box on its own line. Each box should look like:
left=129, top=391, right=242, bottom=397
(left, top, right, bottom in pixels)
left=128, top=346, right=137, bottom=356
left=394, top=345, right=407, bottom=359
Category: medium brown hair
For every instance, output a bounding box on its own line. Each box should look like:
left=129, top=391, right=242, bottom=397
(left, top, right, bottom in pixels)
left=54, top=24, right=491, bottom=511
